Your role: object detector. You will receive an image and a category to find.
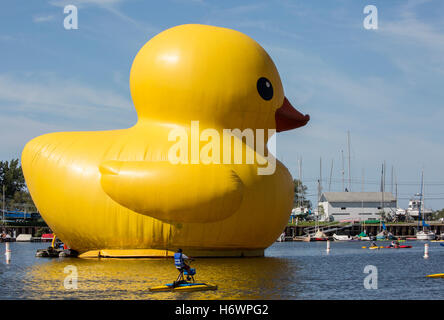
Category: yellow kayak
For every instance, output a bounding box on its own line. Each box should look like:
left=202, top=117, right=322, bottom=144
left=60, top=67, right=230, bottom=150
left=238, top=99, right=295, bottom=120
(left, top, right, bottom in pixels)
left=150, top=282, right=218, bottom=292
left=426, top=274, right=444, bottom=278
left=362, top=246, right=384, bottom=249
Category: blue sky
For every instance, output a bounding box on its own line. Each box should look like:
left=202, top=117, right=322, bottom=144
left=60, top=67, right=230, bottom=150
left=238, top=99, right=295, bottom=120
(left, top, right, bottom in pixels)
left=1, top=0, right=444, bottom=209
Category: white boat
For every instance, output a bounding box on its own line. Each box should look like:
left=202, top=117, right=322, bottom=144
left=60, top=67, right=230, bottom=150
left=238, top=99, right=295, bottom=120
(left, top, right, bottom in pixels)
left=16, top=234, right=32, bottom=242
left=416, top=230, right=435, bottom=240
left=332, top=233, right=353, bottom=241
left=276, top=232, right=286, bottom=242
left=406, top=199, right=433, bottom=219
left=414, top=170, right=435, bottom=240
left=312, top=230, right=328, bottom=241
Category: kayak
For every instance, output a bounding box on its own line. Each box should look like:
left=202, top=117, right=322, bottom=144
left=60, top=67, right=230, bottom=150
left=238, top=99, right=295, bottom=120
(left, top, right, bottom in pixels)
left=426, top=273, right=444, bottom=278
left=150, top=282, right=218, bottom=292
left=384, top=245, right=412, bottom=249
left=362, top=245, right=411, bottom=249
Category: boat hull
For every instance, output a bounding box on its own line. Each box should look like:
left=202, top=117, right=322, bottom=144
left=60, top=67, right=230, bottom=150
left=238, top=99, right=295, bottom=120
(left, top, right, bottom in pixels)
left=416, top=232, right=435, bottom=240
left=426, top=273, right=444, bottom=278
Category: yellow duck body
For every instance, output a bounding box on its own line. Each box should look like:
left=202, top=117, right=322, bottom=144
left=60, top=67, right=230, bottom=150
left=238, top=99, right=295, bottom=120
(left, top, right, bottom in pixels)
left=22, top=24, right=309, bottom=257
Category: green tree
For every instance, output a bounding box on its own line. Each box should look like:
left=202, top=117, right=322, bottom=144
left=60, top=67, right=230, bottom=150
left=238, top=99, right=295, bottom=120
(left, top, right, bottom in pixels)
left=0, top=159, right=37, bottom=212
left=8, top=190, right=37, bottom=212
left=433, top=209, right=444, bottom=220
left=293, top=179, right=311, bottom=208
left=0, top=159, right=26, bottom=198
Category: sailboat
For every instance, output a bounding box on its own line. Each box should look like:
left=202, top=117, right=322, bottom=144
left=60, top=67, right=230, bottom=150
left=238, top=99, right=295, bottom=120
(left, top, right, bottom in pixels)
left=416, top=170, right=435, bottom=240
left=375, top=162, right=396, bottom=241
left=312, top=158, right=328, bottom=241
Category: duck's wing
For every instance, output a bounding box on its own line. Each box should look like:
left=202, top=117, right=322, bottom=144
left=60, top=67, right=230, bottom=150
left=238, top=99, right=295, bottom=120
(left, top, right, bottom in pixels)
left=99, top=161, right=244, bottom=223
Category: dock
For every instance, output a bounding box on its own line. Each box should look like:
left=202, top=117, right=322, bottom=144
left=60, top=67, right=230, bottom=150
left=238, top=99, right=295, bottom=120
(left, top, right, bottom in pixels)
left=283, top=222, right=444, bottom=240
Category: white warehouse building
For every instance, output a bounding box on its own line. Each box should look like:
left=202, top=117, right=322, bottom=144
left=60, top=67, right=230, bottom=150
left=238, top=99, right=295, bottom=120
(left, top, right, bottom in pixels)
left=319, top=192, right=396, bottom=222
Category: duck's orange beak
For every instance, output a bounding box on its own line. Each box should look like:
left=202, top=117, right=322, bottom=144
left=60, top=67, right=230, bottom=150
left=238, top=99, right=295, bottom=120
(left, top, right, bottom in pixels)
left=275, top=97, right=310, bottom=132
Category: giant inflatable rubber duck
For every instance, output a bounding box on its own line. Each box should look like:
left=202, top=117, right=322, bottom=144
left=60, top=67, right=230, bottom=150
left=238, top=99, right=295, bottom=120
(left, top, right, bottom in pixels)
left=22, top=24, right=309, bottom=257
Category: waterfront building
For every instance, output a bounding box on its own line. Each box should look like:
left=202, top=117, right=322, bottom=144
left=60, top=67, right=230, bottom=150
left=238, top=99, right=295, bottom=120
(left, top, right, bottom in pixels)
left=319, top=192, right=396, bottom=222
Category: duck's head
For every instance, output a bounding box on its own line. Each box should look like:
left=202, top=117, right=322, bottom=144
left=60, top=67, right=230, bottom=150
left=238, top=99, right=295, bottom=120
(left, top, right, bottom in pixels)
left=130, top=24, right=309, bottom=132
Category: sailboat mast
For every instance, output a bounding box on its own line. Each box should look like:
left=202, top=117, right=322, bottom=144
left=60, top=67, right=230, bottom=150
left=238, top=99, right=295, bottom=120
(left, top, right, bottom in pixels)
left=316, top=157, right=322, bottom=232
left=391, top=166, right=394, bottom=194
left=347, top=131, right=351, bottom=191
left=341, top=150, right=345, bottom=191
left=382, top=161, right=385, bottom=212
left=395, top=171, right=398, bottom=209
left=298, top=157, right=302, bottom=208
left=420, top=169, right=424, bottom=226
left=380, top=162, right=385, bottom=232
left=329, top=159, right=333, bottom=192
left=361, top=168, right=365, bottom=192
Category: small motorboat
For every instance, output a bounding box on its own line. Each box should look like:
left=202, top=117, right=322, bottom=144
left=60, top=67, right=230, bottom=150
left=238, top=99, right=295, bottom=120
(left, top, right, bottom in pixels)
left=332, top=234, right=353, bottom=241
left=416, top=230, right=435, bottom=240
left=312, top=230, right=328, bottom=241
left=35, top=234, right=77, bottom=257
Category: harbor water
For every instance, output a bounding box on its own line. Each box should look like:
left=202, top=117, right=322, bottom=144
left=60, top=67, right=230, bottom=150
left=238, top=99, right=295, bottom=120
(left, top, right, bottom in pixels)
left=1, top=241, right=444, bottom=300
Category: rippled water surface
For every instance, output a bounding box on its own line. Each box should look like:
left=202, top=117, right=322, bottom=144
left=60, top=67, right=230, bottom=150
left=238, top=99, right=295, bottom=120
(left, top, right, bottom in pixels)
left=1, top=241, right=443, bottom=299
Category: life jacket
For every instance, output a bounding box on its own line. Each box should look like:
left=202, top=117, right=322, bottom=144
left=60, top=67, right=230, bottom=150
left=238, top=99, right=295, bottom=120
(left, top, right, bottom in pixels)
left=174, top=252, right=184, bottom=268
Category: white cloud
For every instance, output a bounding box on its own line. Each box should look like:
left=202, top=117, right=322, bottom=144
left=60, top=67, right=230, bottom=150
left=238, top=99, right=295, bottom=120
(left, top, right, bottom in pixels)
left=49, top=0, right=160, bottom=35
left=33, top=15, right=55, bottom=23
left=49, top=0, right=124, bottom=7
left=377, top=0, right=444, bottom=77
left=0, top=115, right=64, bottom=160
left=0, top=73, right=136, bottom=159
left=0, top=74, right=132, bottom=116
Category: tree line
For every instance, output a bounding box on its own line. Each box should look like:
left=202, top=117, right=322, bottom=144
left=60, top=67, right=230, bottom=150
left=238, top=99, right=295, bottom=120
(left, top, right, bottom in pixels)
left=0, top=159, right=37, bottom=212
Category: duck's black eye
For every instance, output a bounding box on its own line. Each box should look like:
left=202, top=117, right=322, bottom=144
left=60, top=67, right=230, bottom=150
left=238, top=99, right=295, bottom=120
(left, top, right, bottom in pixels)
left=257, top=77, right=273, bottom=101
